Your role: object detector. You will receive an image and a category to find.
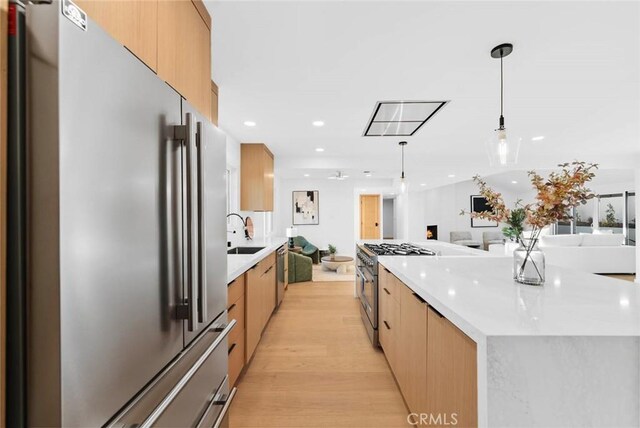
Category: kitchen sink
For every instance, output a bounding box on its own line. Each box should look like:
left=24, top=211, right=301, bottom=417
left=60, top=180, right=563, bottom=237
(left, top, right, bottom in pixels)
left=227, top=246, right=265, bottom=255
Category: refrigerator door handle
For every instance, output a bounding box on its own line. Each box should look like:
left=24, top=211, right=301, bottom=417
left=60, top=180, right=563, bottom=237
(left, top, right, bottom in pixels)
left=196, top=120, right=207, bottom=324
left=185, top=112, right=198, bottom=331
left=213, top=387, right=238, bottom=428
left=138, top=319, right=237, bottom=428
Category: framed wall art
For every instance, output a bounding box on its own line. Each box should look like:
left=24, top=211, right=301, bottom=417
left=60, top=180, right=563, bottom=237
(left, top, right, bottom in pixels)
left=293, top=190, right=319, bottom=225
left=470, top=195, right=498, bottom=228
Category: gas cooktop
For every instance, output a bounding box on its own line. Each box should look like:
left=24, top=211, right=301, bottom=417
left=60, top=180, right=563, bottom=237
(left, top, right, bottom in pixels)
left=362, top=243, right=438, bottom=256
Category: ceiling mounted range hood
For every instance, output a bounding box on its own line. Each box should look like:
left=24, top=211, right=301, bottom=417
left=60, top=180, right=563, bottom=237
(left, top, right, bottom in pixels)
left=362, top=100, right=449, bottom=137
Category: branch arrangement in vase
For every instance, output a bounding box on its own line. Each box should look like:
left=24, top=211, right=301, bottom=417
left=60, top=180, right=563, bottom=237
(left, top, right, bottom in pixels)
left=461, top=161, right=598, bottom=284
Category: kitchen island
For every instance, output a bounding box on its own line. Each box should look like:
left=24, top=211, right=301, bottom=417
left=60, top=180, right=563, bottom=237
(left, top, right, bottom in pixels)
left=379, top=255, right=640, bottom=428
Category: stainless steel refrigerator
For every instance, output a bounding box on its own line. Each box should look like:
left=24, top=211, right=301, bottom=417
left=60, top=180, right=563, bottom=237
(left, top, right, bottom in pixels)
left=7, top=1, right=235, bottom=426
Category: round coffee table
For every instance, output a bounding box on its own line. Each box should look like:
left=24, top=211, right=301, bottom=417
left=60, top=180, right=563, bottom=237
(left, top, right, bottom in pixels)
left=321, top=255, right=354, bottom=274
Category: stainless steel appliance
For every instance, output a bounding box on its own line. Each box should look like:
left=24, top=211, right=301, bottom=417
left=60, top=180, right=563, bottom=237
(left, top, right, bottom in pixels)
left=7, top=1, right=235, bottom=426
left=356, top=243, right=439, bottom=345
left=276, top=245, right=287, bottom=308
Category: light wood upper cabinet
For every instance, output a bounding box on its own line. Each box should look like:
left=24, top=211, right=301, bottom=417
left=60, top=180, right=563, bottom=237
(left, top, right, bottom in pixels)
left=211, top=81, right=219, bottom=126
left=241, top=144, right=274, bottom=212
left=76, top=0, right=213, bottom=119
left=158, top=0, right=211, bottom=118
left=426, top=306, right=477, bottom=427
left=75, top=0, right=159, bottom=71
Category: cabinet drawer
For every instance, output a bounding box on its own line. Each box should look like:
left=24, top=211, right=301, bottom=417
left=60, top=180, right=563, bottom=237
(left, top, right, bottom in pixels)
left=259, top=252, right=276, bottom=273
left=228, top=333, right=245, bottom=387
left=228, top=297, right=245, bottom=338
left=228, top=275, right=245, bottom=307
left=379, top=265, right=398, bottom=302
left=379, top=288, right=399, bottom=376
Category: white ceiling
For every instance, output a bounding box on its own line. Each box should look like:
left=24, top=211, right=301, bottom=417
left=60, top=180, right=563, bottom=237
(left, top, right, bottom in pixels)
left=205, top=1, right=640, bottom=186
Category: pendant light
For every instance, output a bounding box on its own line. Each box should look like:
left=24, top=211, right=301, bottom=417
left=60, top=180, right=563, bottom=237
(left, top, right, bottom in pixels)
left=486, top=43, right=520, bottom=167
left=399, top=141, right=408, bottom=193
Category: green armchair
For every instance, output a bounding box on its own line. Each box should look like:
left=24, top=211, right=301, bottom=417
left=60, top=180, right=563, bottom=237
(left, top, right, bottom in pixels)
left=292, top=236, right=320, bottom=264
left=288, top=252, right=313, bottom=284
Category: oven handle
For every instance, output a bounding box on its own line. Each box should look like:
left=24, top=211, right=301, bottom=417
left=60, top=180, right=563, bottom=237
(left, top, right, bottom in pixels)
left=356, top=267, right=370, bottom=283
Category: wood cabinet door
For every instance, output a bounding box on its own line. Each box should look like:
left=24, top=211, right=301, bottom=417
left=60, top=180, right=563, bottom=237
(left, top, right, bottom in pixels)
left=244, top=266, right=262, bottom=364
left=426, top=307, right=478, bottom=427
left=379, top=278, right=399, bottom=377
left=240, top=144, right=274, bottom=212
left=398, top=283, right=428, bottom=414
left=261, top=261, right=276, bottom=327
left=263, top=149, right=274, bottom=211
left=211, top=82, right=219, bottom=126
left=75, top=0, right=158, bottom=71
left=158, top=1, right=211, bottom=118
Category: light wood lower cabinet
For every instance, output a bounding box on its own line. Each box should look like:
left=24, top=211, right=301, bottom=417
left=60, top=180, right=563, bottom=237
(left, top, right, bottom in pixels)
left=378, top=268, right=399, bottom=376
left=227, top=275, right=245, bottom=387
left=426, top=306, right=477, bottom=427
left=245, top=264, right=262, bottom=364
left=398, top=282, right=428, bottom=414
left=379, top=263, right=478, bottom=427
left=245, top=251, right=276, bottom=364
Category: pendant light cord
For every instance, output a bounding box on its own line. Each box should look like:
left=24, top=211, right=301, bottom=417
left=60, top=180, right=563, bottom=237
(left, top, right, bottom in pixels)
left=500, top=55, right=504, bottom=118
left=401, top=144, right=405, bottom=179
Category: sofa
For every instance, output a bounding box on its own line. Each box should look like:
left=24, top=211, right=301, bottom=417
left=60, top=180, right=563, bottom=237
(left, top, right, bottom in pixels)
left=538, top=233, right=635, bottom=274
left=288, top=252, right=313, bottom=283
left=482, top=231, right=505, bottom=251
left=292, top=235, right=320, bottom=264
left=450, top=231, right=482, bottom=248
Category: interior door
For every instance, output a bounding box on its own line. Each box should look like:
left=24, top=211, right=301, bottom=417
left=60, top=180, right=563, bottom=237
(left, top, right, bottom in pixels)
left=182, top=100, right=228, bottom=346
left=360, top=194, right=381, bottom=239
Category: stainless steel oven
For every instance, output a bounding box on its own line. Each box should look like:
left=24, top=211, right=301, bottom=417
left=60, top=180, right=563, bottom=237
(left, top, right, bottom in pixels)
left=356, top=246, right=378, bottom=346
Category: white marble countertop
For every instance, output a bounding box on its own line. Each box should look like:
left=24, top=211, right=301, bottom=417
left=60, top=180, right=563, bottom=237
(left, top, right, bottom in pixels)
left=227, top=236, right=288, bottom=283
left=379, top=255, right=640, bottom=342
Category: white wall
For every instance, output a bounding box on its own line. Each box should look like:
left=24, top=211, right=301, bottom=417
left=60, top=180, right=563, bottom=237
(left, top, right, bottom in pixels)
left=274, top=178, right=393, bottom=257
left=636, top=169, right=640, bottom=282
left=275, top=179, right=356, bottom=256
left=412, top=174, right=637, bottom=244
left=412, top=180, right=525, bottom=243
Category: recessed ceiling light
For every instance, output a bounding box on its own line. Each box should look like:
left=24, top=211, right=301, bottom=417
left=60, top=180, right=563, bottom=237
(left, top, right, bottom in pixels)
left=304, top=174, right=310, bottom=177
left=315, top=147, right=325, bottom=152
left=243, top=121, right=256, bottom=127
left=532, top=136, right=545, bottom=141
left=365, top=174, right=372, bottom=177
left=312, top=120, right=325, bottom=127
left=420, top=183, right=427, bottom=186
left=448, top=174, right=456, bottom=178
left=511, top=180, right=518, bottom=184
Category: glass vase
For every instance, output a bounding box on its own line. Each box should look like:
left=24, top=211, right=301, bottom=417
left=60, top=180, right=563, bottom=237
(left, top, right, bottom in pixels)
left=513, top=239, right=545, bottom=285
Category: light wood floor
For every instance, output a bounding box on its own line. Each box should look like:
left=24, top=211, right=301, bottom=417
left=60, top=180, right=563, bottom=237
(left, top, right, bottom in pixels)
left=229, top=281, right=410, bottom=427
